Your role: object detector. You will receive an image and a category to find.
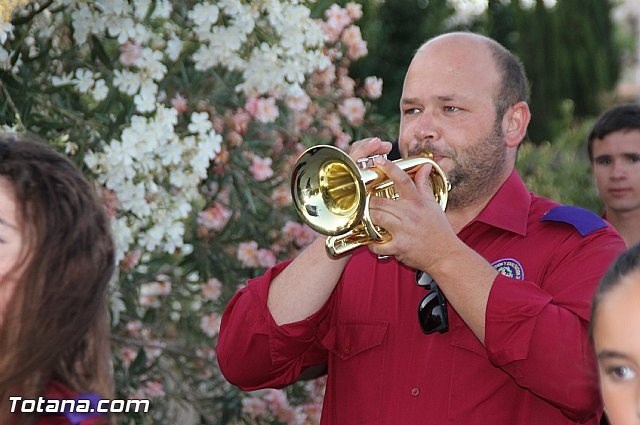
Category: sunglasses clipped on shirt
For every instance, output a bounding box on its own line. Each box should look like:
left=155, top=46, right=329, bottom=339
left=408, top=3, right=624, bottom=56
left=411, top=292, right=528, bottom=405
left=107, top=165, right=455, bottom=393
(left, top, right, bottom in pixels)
left=416, top=270, right=449, bottom=334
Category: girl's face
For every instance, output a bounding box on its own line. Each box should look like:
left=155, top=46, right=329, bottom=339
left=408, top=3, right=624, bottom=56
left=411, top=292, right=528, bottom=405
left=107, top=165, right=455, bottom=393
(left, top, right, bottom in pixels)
left=0, top=176, right=23, bottom=319
left=593, top=271, right=640, bottom=425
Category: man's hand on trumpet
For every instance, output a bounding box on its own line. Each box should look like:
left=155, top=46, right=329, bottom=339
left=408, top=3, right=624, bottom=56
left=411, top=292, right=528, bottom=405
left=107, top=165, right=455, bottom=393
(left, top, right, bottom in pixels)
left=366, top=153, right=459, bottom=272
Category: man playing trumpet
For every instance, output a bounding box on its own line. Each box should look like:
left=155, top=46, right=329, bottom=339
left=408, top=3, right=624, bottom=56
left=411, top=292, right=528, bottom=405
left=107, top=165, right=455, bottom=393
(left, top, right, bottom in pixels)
left=217, top=32, right=625, bottom=425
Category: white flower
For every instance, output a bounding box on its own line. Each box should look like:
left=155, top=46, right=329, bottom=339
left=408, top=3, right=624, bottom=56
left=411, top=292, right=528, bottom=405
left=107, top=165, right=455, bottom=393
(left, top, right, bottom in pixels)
left=113, top=69, right=142, bottom=95
left=133, top=0, right=151, bottom=20
left=70, top=4, right=93, bottom=45
left=51, top=73, right=74, bottom=86
left=65, top=142, right=79, bottom=155
left=197, top=131, right=222, bottom=159
left=0, top=46, right=10, bottom=65
left=166, top=36, right=182, bottom=62
left=97, top=0, right=128, bottom=16
left=92, top=79, right=109, bottom=101
left=140, top=47, right=167, bottom=82
left=188, top=111, right=212, bottom=135
left=188, top=3, right=219, bottom=29
left=0, top=22, right=14, bottom=44
left=74, top=68, right=95, bottom=93
left=133, top=80, right=157, bottom=113
left=151, top=0, right=172, bottom=19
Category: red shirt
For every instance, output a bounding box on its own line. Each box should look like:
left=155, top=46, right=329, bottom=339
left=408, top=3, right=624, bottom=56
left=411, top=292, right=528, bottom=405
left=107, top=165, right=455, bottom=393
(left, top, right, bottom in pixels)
left=217, top=171, right=625, bottom=425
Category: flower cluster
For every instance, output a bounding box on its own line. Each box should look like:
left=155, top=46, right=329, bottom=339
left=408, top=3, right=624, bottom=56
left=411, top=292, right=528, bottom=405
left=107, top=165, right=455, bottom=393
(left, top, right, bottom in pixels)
left=1, top=1, right=385, bottom=423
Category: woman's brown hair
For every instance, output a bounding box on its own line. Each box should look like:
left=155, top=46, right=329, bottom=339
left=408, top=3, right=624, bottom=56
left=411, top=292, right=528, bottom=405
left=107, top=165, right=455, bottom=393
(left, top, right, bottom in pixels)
left=0, top=133, right=115, bottom=424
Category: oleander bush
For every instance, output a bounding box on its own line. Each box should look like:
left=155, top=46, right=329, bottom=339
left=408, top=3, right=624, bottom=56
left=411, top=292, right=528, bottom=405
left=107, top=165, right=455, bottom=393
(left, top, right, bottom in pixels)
left=0, top=1, right=388, bottom=423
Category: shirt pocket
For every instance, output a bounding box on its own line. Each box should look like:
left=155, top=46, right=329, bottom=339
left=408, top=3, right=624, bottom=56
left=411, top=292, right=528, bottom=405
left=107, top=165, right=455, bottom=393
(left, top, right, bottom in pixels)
left=321, top=320, right=388, bottom=424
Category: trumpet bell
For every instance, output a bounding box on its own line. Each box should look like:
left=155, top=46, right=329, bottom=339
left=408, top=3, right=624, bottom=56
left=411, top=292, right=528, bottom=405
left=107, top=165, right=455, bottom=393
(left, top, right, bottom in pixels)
left=291, top=145, right=366, bottom=236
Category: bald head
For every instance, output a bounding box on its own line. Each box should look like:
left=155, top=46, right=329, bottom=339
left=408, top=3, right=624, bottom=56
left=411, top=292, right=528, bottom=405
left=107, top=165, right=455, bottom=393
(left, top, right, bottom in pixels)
left=415, top=32, right=530, bottom=118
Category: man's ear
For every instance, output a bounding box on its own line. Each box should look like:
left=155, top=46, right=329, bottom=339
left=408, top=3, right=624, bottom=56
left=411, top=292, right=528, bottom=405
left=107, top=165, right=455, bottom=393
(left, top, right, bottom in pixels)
left=502, top=101, right=531, bottom=148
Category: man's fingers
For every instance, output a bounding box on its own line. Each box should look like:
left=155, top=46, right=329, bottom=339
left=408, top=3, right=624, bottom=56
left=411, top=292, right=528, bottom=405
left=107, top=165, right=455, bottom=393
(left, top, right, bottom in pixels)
left=372, top=155, right=418, bottom=200
left=414, top=162, right=437, bottom=200
left=348, top=137, right=392, bottom=161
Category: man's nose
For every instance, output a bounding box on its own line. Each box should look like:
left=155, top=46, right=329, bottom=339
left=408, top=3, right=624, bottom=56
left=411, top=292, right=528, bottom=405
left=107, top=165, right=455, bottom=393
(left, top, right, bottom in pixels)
left=415, top=111, right=439, bottom=141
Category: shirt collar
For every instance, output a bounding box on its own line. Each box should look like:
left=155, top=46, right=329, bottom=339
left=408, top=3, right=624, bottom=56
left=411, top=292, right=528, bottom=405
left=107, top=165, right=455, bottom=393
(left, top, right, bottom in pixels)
left=472, top=169, right=531, bottom=236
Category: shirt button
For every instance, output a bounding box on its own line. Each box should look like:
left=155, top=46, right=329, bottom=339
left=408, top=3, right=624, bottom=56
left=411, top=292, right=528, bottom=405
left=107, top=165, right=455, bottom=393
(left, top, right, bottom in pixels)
left=411, top=387, right=420, bottom=396
left=342, top=346, right=351, bottom=356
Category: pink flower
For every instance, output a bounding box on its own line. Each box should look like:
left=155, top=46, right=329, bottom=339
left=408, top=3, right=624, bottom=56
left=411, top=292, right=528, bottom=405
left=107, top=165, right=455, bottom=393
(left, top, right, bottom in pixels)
left=302, top=402, right=323, bottom=423
left=119, top=250, right=141, bottom=271
left=285, top=91, right=311, bottom=112
left=139, top=280, right=172, bottom=308
left=245, top=97, right=279, bottom=123
left=256, top=248, right=276, bottom=268
left=133, top=381, right=165, bottom=399
left=282, top=221, right=318, bottom=248
left=143, top=381, right=165, bottom=398
left=144, top=340, right=164, bottom=360
left=200, top=312, right=221, bottom=338
left=364, top=76, right=383, bottom=99
left=338, top=75, right=355, bottom=97
left=237, top=241, right=260, bottom=268
left=335, top=131, right=353, bottom=151
left=119, top=347, right=138, bottom=368
left=339, top=97, right=366, bottom=125
left=201, top=278, right=222, bottom=301
left=292, top=110, right=313, bottom=134
left=125, top=320, right=143, bottom=336
left=242, top=397, right=269, bottom=418
left=323, top=112, right=342, bottom=135
left=271, top=185, right=292, bottom=206
left=237, top=242, right=275, bottom=268
left=226, top=130, right=243, bottom=147
left=346, top=3, right=363, bottom=20
left=341, top=25, right=368, bottom=60
left=231, top=109, right=252, bottom=134
left=263, top=389, right=302, bottom=423
left=309, top=64, right=336, bottom=94
left=250, top=156, right=274, bottom=181
left=197, top=203, right=232, bottom=231
left=119, top=41, right=143, bottom=66
left=325, top=4, right=351, bottom=35
left=171, top=93, right=188, bottom=114
left=319, top=21, right=341, bottom=43
left=99, top=187, right=121, bottom=218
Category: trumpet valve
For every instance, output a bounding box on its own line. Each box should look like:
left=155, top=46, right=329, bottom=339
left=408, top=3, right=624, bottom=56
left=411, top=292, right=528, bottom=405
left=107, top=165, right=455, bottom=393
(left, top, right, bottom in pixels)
left=356, top=153, right=387, bottom=170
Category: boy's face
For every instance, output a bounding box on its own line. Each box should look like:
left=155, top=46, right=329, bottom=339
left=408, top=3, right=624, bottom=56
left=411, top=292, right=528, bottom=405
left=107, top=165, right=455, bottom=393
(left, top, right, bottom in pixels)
left=591, top=129, right=640, bottom=215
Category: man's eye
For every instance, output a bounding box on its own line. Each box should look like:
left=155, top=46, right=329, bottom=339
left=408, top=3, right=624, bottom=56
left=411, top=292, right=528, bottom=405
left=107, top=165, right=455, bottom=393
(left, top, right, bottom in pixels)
left=595, top=158, right=612, bottom=166
left=443, top=106, right=460, bottom=112
left=403, top=108, right=420, bottom=115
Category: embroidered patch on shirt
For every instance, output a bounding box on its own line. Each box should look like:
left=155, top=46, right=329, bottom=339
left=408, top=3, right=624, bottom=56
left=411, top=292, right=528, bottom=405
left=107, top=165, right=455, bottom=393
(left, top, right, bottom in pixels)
left=491, top=258, right=524, bottom=280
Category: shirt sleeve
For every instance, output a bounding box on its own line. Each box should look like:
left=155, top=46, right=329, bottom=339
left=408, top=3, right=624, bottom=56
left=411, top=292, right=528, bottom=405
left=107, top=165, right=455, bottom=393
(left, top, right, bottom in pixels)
left=484, top=231, right=625, bottom=422
left=216, top=260, right=332, bottom=391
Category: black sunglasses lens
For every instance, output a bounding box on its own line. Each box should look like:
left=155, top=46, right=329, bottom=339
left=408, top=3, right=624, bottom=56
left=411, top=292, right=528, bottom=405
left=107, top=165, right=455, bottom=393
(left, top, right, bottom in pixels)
left=417, top=288, right=448, bottom=334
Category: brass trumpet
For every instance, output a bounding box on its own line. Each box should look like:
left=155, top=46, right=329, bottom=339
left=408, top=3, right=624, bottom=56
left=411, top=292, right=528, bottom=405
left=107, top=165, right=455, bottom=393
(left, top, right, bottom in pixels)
left=290, top=144, right=450, bottom=257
